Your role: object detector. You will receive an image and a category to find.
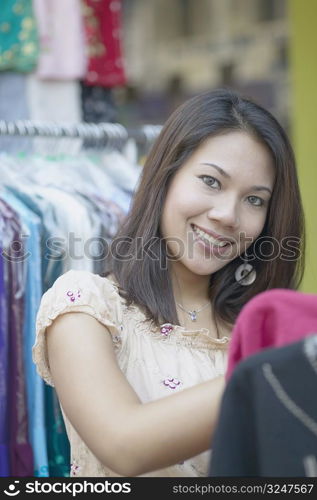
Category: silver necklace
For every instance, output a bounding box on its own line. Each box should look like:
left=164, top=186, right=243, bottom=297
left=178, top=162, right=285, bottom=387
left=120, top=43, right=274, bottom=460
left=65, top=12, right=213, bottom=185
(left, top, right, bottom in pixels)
left=177, top=301, right=210, bottom=322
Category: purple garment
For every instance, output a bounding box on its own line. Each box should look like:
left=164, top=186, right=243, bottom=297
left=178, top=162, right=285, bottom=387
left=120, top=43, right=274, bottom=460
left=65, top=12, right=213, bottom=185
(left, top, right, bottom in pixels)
left=0, top=199, right=33, bottom=476
left=0, top=248, right=9, bottom=476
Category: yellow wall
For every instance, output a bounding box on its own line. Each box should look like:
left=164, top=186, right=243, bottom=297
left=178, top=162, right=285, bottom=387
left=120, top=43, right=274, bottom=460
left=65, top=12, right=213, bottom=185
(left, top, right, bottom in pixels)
left=289, top=0, right=317, bottom=293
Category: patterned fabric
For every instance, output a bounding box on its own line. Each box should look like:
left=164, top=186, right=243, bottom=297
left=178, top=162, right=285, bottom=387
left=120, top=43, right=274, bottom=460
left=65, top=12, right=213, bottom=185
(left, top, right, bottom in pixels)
left=33, top=269, right=229, bottom=477
left=0, top=0, right=39, bottom=72
left=82, top=0, right=126, bottom=87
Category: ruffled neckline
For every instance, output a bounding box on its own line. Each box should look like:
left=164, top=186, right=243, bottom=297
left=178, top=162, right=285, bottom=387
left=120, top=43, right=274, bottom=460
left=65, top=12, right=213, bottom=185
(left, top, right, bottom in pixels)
left=106, top=275, right=230, bottom=347
left=160, top=322, right=230, bottom=344
left=126, top=304, right=230, bottom=348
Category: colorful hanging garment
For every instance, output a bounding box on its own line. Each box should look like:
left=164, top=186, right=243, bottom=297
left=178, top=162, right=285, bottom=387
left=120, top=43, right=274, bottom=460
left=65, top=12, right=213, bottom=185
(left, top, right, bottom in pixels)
left=0, top=0, right=39, bottom=72
left=82, top=0, right=127, bottom=87
left=33, top=0, right=87, bottom=80
left=1, top=190, right=49, bottom=477
left=0, top=198, right=34, bottom=476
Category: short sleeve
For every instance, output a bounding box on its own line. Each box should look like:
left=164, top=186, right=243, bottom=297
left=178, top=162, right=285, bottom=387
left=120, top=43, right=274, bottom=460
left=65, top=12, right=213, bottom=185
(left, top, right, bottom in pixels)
left=32, top=270, right=123, bottom=386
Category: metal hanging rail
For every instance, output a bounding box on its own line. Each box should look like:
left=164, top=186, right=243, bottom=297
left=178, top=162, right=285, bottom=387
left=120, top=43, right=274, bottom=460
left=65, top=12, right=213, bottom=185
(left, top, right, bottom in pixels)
left=0, top=120, right=162, bottom=147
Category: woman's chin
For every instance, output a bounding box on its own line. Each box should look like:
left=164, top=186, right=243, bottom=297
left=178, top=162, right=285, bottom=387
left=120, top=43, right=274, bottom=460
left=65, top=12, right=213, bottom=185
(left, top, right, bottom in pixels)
left=183, top=259, right=228, bottom=277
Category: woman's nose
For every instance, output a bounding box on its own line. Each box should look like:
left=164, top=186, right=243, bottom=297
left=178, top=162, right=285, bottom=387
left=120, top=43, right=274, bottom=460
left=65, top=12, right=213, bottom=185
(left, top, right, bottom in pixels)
left=207, top=201, right=240, bottom=229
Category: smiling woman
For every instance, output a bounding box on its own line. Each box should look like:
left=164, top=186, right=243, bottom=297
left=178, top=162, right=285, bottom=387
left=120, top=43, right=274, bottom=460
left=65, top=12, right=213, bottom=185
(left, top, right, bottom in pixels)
left=33, top=88, right=305, bottom=477
left=160, top=131, right=275, bottom=281
left=112, top=88, right=304, bottom=328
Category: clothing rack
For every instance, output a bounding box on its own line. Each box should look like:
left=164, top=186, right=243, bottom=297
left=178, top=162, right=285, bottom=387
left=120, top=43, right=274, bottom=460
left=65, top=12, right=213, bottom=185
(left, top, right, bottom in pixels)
left=0, top=120, right=162, bottom=147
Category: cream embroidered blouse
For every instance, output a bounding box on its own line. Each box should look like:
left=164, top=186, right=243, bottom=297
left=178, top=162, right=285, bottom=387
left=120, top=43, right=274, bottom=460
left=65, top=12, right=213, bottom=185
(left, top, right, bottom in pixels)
left=33, top=270, right=229, bottom=477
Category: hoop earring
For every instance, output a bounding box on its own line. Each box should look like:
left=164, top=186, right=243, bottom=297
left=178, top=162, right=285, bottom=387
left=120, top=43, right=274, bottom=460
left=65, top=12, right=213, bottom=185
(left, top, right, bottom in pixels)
left=235, top=253, right=256, bottom=286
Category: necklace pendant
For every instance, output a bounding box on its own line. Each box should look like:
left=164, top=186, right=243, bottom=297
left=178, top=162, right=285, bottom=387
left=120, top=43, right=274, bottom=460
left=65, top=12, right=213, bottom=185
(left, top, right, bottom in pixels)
left=190, top=311, right=197, bottom=321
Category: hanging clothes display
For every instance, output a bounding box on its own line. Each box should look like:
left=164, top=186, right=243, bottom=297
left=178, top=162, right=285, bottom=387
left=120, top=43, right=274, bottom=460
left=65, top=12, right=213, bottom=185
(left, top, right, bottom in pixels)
left=0, top=189, right=48, bottom=477
left=0, top=0, right=136, bottom=479
left=0, top=0, right=128, bottom=156
left=0, top=122, right=153, bottom=476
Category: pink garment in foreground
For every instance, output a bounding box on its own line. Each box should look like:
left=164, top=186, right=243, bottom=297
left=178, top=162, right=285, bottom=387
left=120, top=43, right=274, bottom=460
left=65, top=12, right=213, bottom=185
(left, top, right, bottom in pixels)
left=226, top=288, right=317, bottom=381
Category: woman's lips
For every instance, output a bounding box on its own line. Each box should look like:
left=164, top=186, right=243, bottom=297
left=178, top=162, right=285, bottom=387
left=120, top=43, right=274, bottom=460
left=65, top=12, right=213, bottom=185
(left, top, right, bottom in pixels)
left=191, top=224, right=235, bottom=257
left=191, top=223, right=235, bottom=243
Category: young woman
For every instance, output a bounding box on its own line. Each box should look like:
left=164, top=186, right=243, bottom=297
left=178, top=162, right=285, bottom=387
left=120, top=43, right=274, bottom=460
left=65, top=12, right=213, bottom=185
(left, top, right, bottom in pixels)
left=33, top=88, right=305, bottom=477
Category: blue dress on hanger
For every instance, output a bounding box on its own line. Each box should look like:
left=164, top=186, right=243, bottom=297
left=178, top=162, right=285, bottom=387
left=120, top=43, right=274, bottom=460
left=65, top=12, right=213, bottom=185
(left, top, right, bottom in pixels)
left=4, top=186, right=70, bottom=477
left=1, top=190, right=49, bottom=477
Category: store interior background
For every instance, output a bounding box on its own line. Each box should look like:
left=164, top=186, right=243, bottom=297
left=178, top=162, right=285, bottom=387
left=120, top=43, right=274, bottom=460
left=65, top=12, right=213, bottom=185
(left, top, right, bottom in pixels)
left=0, top=0, right=316, bottom=293
left=117, top=0, right=317, bottom=295
left=120, top=0, right=289, bottom=129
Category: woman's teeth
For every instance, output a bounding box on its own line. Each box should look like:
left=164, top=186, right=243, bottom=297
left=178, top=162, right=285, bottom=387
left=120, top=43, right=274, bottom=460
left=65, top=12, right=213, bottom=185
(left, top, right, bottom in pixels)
left=193, top=225, right=229, bottom=247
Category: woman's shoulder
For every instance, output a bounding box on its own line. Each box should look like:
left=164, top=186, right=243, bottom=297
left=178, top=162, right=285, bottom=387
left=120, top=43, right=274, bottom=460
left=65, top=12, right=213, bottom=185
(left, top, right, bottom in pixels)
left=33, top=270, right=123, bottom=386
left=37, top=270, right=123, bottom=327
left=40, top=270, right=120, bottom=310
left=49, top=269, right=119, bottom=297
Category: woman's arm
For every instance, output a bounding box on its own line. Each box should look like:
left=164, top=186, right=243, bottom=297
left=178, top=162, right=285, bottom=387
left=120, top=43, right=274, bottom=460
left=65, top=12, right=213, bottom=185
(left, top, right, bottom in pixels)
left=47, top=312, right=225, bottom=476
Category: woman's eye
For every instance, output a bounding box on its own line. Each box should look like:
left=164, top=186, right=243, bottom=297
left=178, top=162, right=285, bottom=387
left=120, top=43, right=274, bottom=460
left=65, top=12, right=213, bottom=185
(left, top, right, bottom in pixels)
left=248, top=195, right=264, bottom=207
left=199, top=175, right=220, bottom=189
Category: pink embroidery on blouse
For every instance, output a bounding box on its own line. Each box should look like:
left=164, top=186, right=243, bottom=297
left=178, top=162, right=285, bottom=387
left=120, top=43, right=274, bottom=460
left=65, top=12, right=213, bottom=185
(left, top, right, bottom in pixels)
left=66, top=290, right=81, bottom=303
left=70, top=461, right=81, bottom=475
left=160, top=323, right=173, bottom=336
left=163, top=377, right=181, bottom=389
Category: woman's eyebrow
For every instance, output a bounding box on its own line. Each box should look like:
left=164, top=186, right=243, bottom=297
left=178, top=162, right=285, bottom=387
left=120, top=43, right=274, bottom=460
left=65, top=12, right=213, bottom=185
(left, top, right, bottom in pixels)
left=200, top=162, right=230, bottom=178
left=250, top=185, right=272, bottom=194
left=199, top=162, right=272, bottom=194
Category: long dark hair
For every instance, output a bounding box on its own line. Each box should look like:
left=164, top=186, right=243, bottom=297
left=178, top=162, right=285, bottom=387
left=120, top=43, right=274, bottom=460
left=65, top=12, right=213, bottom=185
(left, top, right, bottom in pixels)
left=107, top=88, right=305, bottom=327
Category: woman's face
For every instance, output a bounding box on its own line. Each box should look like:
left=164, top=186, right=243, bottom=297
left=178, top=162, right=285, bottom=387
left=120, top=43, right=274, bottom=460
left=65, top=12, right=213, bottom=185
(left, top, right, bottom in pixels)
left=160, top=131, right=275, bottom=277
